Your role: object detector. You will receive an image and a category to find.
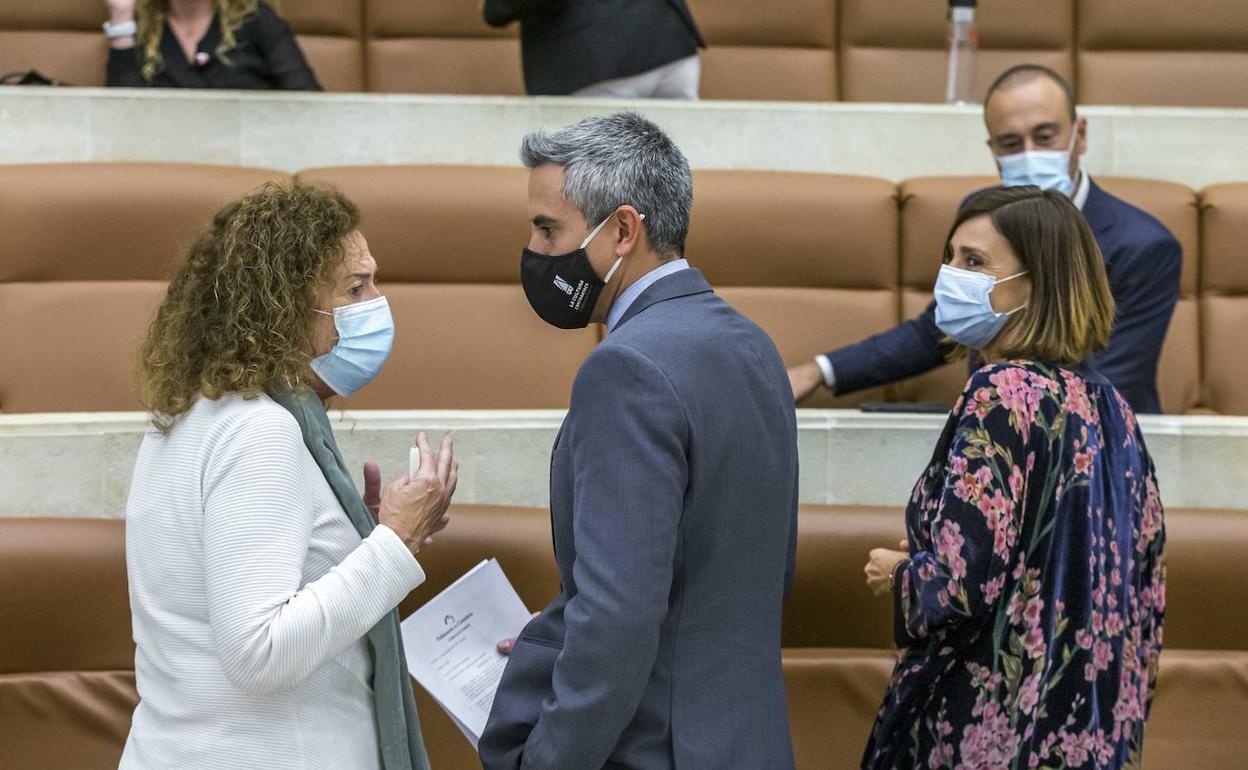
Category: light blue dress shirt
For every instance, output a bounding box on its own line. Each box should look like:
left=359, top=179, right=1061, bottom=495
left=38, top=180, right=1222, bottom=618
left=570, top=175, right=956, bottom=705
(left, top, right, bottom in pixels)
left=605, top=258, right=690, bottom=333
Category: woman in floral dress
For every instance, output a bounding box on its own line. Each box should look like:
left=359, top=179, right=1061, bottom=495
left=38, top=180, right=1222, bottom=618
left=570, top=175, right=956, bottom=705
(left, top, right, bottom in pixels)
left=862, top=186, right=1166, bottom=770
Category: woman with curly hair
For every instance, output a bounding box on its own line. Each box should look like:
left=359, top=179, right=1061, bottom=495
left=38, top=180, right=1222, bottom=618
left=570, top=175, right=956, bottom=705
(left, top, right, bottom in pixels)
left=121, top=183, right=451, bottom=769
left=103, top=0, right=319, bottom=89
left=861, top=186, right=1166, bottom=769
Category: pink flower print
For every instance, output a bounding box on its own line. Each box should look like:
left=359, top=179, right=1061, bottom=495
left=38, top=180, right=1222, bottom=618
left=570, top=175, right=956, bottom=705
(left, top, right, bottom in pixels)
left=1023, top=627, right=1046, bottom=658
left=978, top=490, right=1017, bottom=560
left=951, top=454, right=968, bottom=476
left=1039, top=734, right=1058, bottom=758
left=1018, top=673, right=1041, bottom=714
left=1061, top=730, right=1095, bottom=767
left=982, top=573, right=1006, bottom=604
left=1084, top=662, right=1098, bottom=682
left=1093, top=639, right=1114, bottom=671
left=1023, top=568, right=1042, bottom=594
left=929, top=743, right=954, bottom=769
left=967, top=387, right=993, bottom=419
left=1023, top=597, right=1044, bottom=627
left=936, top=521, right=968, bottom=580
left=1139, top=475, right=1164, bottom=551
left=1073, top=448, right=1095, bottom=476
left=1076, top=630, right=1094, bottom=650
left=1009, top=465, right=1024, bottom=498
left=1007, top=591, right=1025, bottom=624
left=975, top=465, right=994, bottom=487
left=956, top=700, right=1020, bottom=770
left=990, top=367, right=1045, bottom=429
left=1106, top=612, right=1125, bottom=637
left=1061, top=369, right=1098, bottom=424
left=954, top=474, right=981, bottom=504
left=1115, top=389, right=1139, bottom=444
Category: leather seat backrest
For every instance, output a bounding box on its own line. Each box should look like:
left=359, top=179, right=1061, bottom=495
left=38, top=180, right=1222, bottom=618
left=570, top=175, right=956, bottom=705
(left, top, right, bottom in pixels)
left=0, top=163, right=287, bottom=413
left=688, top=170, right=900, bottom=408
left=839, top=0, right=1074, bottom=103
left=362, top=0, right=523, bottom=95
left=282, top=0, right=365, bottom=91
left=1094, top=177, right=1200, bottom=414
left=0, top=517, right=135, bottom=770
left=687, top=0, right=837, bottom=101
left=1198, top=184, right=1248, bottom=415
left=0, top=0, right=108, bottom=86
left=1077, top=0, right=1248, bottom=107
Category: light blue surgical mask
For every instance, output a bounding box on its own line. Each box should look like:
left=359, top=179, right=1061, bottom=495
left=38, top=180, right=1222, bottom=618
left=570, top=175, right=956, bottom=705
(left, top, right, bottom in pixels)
left=934, top=264, right=1028, bottom=350
left=311, top=295, right=394, bottom=397
left=996, top=132, right=1078, bottom=197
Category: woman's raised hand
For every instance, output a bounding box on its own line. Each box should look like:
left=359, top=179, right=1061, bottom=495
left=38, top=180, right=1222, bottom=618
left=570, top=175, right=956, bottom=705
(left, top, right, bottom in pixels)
left=378, top=432, right=458, bottom=556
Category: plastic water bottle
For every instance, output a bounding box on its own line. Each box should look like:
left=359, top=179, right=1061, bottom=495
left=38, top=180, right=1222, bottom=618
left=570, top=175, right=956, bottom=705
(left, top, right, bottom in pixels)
left=945, top=0, right=978, bottom=104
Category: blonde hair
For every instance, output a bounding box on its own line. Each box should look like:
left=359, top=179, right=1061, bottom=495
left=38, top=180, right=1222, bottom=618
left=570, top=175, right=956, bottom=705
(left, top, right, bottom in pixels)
left=944, top=186, right=1115, bottom=366
left=137, top=182, right=359, bottom=432
left=135, top=0, right=266, bottom=81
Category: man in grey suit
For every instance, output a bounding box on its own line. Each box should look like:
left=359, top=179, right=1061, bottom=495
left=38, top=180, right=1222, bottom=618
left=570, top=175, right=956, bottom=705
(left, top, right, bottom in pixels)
left=478, top=112, right=799, bottom=769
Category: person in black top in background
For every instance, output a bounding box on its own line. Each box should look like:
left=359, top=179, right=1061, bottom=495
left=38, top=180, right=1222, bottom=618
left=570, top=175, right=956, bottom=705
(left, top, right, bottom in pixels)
left=103, top=0, right=320, bottom=90
left=484, top=0, right=704, bottom=98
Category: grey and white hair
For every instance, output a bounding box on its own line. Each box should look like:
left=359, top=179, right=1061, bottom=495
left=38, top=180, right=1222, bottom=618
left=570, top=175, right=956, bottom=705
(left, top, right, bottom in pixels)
left=519, top=112, right=693, bottom=258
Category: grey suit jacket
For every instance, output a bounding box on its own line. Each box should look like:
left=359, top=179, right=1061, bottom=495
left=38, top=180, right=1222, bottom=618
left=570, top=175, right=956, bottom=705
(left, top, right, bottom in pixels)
left=479, top=269, right=799, bottom=769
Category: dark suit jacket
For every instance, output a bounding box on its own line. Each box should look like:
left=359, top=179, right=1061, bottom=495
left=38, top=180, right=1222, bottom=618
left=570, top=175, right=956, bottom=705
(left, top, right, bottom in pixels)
left=483, top=0, right=704, bottom=95
left=479, top=269, right=799, bottom=769
left=824, top=181, right=1182, bottom=414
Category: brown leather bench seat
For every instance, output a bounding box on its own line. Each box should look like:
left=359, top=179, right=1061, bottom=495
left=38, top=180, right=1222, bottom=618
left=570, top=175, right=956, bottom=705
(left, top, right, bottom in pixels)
left=2, top=506, right=1245, bottom=769
left=5, top=0, right=1248, bottom=105
left=4, top=162, right=1240, bottom=416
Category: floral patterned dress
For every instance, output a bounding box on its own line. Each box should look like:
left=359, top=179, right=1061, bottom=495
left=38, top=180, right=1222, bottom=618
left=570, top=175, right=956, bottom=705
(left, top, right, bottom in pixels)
left=862, top=362, right=1167, bottom=770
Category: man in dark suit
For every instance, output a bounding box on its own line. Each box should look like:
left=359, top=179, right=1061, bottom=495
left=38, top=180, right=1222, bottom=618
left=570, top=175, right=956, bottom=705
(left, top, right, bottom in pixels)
left=479, top=112, right=799, bottom=769
left=482, top=0, right=704, bottom=98
left=789, top=65, right=1182, bottom=414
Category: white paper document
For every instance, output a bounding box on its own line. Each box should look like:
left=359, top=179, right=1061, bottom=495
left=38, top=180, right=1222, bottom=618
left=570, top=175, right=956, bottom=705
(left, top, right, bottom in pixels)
left=400, top=559, right=532, bottom=748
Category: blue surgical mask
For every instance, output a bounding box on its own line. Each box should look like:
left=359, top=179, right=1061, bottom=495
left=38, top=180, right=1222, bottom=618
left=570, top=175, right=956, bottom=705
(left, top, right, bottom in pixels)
left=934, top=264, right=1028, bottom=350
left=996, top=132, right=1078, bottom=197
left=311, top=295, right=394, bottom=397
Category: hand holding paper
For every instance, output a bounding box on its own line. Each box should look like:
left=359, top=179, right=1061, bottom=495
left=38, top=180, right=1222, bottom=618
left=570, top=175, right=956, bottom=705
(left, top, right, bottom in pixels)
left=401, top=559, right=532, bottom=748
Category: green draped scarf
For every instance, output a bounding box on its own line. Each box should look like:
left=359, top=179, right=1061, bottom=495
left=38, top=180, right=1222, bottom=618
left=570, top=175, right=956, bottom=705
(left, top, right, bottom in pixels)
left=268, top=384, right=431, bottom=770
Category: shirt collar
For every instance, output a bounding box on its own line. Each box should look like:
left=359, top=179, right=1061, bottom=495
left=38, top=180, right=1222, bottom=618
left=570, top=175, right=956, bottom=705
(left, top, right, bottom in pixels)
left=1072, top=169, right=1091, bottom=210
left=606, top=258, right=690, bottom=332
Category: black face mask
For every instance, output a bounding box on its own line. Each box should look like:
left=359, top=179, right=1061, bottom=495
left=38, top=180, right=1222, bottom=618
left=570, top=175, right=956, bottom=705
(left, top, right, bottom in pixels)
left=520, top=214, right=624, bottom=329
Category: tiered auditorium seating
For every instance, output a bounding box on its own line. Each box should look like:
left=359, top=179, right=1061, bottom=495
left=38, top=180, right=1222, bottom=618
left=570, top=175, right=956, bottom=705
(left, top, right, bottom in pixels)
left=3, top=507, right=1245, bottom=769
left=0, top=162, right=1240, bottom=415
left=2, top=0, right=1247, bottom=105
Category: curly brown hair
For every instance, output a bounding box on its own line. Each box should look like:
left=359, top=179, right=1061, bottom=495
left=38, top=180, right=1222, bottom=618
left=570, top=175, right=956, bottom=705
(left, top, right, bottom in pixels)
left=135, top=0, right=266, bottom=81
left=137, top=181, right=359, bottom=432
